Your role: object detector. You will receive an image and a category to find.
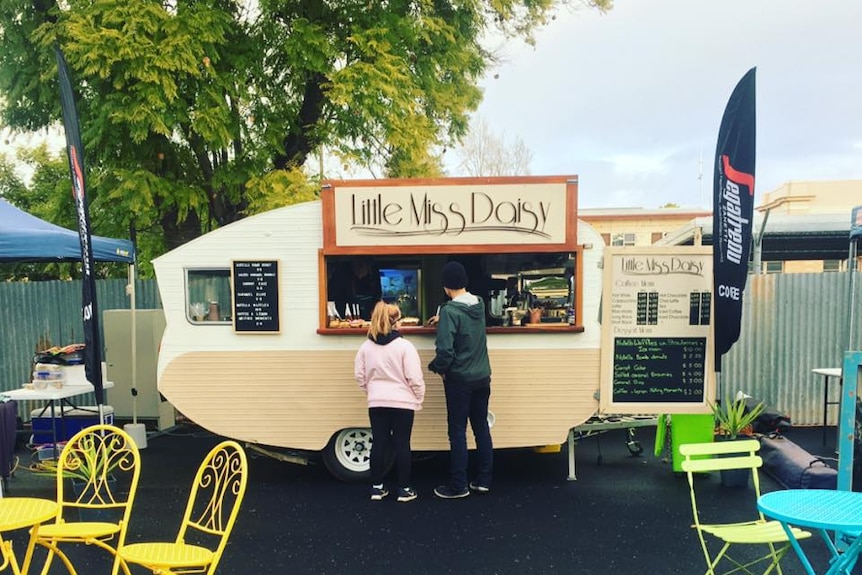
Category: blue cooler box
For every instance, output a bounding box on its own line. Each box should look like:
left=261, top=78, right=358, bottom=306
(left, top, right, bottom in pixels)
left=30, top=405, right=114, bottom=445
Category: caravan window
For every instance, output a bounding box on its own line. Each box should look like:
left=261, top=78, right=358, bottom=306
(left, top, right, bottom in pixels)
left=323, top=251, right=578, bottom=329
left=185, top=268, right=232, bottom=324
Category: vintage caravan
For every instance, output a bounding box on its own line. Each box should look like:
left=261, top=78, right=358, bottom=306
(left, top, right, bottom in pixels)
left=153, top=176, right=608, bottom=480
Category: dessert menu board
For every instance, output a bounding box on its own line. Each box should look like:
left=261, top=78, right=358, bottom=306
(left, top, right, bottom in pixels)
left=599, top=247, right=714, bottom=414
left=232, top=260, right=280, bottom=333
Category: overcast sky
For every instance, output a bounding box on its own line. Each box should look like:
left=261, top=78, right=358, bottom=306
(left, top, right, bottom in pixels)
left=457, top=0, right=862, bottom=210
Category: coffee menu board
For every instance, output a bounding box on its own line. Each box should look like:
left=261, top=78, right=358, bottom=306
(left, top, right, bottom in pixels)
left=599, top=247, right=714, bottom=414
left=232, top=260, right=280, bottom=333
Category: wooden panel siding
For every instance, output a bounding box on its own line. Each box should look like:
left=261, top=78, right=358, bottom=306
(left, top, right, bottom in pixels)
left=160, top=348, right=601, bottom=452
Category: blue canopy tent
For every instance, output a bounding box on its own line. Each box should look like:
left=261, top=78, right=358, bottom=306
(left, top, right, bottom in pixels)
left=0, top=198, right=134, bottom=263
left=0, top=197, right=139, bottom=432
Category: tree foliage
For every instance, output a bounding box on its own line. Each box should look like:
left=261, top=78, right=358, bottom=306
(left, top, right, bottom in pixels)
left=0, top=0, right=611, bottom=275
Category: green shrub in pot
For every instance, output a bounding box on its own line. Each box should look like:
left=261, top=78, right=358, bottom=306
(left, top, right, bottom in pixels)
left=710, top=393, right=765, bottom=440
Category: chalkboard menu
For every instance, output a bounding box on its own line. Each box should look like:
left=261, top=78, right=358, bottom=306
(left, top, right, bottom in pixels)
left=232, top=260, right=280, bottom=333
left=612, top=337, right=706, bottom=402
left=600, top=247, right=714, bottom=413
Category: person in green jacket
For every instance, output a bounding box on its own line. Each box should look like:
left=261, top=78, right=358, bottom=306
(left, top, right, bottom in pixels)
left=429, top=261, right=493, bottom=499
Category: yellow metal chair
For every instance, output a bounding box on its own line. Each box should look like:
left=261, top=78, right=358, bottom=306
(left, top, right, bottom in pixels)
left=680, top=439, right=812, bottom=575
left=118, top=440, right=248, bottom=575
left=35, top=424, right=141, bottom=575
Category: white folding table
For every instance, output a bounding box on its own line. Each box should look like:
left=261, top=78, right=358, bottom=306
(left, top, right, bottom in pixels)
left=2, top=382, right=114, bottom=458
left=811, top=367, right=842, bottom=446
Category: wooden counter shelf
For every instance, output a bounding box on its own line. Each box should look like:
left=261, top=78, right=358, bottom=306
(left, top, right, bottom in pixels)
left=316, top=325, right=584, bottom=335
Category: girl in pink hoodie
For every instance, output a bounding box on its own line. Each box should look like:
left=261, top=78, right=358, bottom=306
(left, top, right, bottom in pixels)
left=355, top=302, right=425, bottom=502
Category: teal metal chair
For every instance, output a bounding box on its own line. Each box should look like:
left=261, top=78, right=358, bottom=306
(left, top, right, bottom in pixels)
left=680, top=439, right=811, bottom=575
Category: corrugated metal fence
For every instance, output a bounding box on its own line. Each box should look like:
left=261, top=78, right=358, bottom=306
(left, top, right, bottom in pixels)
left=1, top=273, right=860, bottom=426
left=723, top=272, right=861, bottom=426
left=0, top=279, right=161, bottom=420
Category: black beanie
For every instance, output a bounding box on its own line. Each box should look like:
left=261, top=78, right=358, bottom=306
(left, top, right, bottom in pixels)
left=442, top=261, right=468, bottom=290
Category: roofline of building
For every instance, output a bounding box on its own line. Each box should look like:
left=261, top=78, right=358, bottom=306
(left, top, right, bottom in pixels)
left=580, top=207, right=711, bottom=222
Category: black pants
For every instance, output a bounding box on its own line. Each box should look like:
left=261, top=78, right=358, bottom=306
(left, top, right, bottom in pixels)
left=444, top=377, right=493, bottom=491
left=369, top=407, right=415, bottom=488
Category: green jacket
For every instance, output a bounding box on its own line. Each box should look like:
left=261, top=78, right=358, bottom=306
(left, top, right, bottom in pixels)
left=428, top=293, right=491, bottom=383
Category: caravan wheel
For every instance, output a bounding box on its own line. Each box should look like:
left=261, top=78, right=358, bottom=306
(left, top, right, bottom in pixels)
left=323, top=428, right=374, bottom=482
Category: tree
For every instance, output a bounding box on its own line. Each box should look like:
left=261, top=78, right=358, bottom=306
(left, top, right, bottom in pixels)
left=0, top=153, right=26, bottom=204
left=453, top=115, right=533, bottom=176
left=0, top=0, right=611, bottom=272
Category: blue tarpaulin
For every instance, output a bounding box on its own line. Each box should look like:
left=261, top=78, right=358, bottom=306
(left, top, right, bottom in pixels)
left=0, top=198, right=134, bottom=263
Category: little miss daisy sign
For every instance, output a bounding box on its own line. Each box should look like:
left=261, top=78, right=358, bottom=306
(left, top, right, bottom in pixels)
left=322, top=177, right=577, bottom=252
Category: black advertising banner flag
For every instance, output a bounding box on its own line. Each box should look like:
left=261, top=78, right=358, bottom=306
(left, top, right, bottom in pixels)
left=713, top=68, right=756, bottom=372
left=55, top=46, right=104, bottom=405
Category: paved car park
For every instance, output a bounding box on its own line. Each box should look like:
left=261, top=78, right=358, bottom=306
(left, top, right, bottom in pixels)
left=1, top=423, right=845, bottom=574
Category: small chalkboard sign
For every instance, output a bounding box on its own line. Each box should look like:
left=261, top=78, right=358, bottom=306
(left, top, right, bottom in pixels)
left=232, top=260, right=280, bottom=333
left=612, top=337, right=706, bottom=403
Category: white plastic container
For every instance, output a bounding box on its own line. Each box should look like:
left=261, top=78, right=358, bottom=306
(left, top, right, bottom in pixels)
left=32, top=363, right=65, bottom=388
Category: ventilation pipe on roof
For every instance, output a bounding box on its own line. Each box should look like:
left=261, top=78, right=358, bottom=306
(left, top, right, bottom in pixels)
left=752, top=209, right=771, bottom=275
left=848, top=206, right=861, bottom=351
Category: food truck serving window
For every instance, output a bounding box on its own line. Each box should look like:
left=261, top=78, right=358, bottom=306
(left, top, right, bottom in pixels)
left=321, top=251, right=581, bottom=333
left=185, top=268, right=232, bottom=324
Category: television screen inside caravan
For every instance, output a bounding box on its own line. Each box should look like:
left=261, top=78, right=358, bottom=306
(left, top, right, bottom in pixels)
left=379, top=268, right=420, bottom=318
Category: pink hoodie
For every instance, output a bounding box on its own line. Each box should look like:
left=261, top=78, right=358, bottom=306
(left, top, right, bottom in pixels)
left=355, top=336, right=425, bottom=411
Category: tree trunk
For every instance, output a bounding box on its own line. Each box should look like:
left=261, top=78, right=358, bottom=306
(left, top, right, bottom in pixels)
left=273, top=72, right=327, bottom=170
left=161, top=208, right=203, bottom=251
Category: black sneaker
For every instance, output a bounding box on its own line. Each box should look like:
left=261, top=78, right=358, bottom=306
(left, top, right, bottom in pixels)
left=397, top=487, right=418, bottom=502
left=469, top=482, right=490, bottom=494
left=433, top=485, right=470, bottom=499
left=370, top=485, right=389, bottom=501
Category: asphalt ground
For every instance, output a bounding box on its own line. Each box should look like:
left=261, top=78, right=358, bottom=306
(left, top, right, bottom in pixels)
left=1, top=422, right=856, bottom=574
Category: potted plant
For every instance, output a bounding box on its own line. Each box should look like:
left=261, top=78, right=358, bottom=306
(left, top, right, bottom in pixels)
left=33, top=435, right=133, bottom=521
left=711, top=394, right=766, bottom=440
left=35, top=440, right=125, bottom=479
left=709, top=394, right=766, bottom=487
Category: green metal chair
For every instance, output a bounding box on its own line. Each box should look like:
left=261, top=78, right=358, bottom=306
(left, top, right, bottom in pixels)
left=680, top=439, right=811, bottom=575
